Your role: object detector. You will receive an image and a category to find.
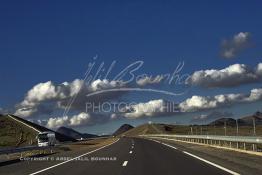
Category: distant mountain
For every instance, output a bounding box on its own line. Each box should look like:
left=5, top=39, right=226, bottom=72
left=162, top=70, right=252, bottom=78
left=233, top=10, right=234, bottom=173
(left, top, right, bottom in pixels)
left=120, top=123, right=188, bottom=137
left=113, top=124, right=134, bottom=136
left=240, top=111, right=262, bottom=125
left=208, top=111, right=262, bottom=126
left=10, top=115, right=76, bottom=142
left=209, top=118, right=237, bottom=126
left=56, top=127, right=97, bottom=140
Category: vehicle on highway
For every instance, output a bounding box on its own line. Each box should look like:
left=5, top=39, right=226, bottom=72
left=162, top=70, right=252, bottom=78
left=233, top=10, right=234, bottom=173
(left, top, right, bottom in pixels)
left=37, top=132, right=56, bottom=147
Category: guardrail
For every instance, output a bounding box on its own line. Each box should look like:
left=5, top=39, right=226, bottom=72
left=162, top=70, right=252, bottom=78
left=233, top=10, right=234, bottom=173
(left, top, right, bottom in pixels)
left=141, top=134, right=262, bottom=152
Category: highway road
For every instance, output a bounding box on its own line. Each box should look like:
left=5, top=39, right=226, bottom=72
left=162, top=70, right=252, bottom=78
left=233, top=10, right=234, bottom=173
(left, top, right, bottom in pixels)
left=0, top=137, right=239, bottom=175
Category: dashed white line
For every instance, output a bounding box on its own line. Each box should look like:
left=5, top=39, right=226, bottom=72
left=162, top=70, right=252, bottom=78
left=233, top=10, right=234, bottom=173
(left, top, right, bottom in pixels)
left=183, top=151, right=240, bottom=175
left=150, top=139, right=175, bottom=149
left=129, top=151, right=133, bottom=154
left=122, top=161, right=128, bottom=166
left=161, top=142, right=177, bottom=149
left=29, top=139, right=120, bottom=175
left=149, top=138, right=239, bottom=175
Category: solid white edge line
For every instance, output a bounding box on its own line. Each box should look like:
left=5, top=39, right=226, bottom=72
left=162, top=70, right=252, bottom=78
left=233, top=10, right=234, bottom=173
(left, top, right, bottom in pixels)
left=183, top=151, right=240, bottom=175
left=151, top=139, right=160, bottom=143
left=29, top=139, right=120, bottom=175
left=122, top=161, right=128, bottom=166
left=149, top=138, right=240, bottom=175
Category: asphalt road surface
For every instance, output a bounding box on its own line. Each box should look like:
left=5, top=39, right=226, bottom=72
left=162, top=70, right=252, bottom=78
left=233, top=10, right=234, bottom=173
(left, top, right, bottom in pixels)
left=0, top=137, right=239, bottom=175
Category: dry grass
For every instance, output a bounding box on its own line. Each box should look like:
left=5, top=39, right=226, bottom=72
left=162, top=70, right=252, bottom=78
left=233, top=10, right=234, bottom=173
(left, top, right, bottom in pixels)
left=0, top=137, right=117, bottom=163
left=59, top=137, right=117, bottom=152
left=0, top=115, right=38, bottom=148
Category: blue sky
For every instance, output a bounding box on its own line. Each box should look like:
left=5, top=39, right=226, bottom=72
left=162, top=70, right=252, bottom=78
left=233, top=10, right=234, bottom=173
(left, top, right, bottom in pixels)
left=0, top=1, right=262, bottom=134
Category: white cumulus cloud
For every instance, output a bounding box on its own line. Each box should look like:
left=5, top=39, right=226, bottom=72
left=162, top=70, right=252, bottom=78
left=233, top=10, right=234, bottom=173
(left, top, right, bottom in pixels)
left=46, top=112, right=90, bottom=128
left=46, top=116, right=69, bottom=129
left=123, top=99, right=179, bottom=119
left=69, top=112, right=91, bottom=126
left=15, top=79, right=125, bottom=117
left=179, top=88, right=262, bottom=112
left=187, top=63, right=262, bottom=88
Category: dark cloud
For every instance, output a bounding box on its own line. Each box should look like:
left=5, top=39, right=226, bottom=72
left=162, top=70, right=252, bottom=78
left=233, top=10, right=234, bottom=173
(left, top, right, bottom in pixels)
left=220, top=32, right=252, bottom=59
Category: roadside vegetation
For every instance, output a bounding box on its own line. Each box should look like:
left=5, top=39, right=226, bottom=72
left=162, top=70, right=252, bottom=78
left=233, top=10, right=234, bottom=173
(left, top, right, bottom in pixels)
left=0, top=115, right=38, bottom=148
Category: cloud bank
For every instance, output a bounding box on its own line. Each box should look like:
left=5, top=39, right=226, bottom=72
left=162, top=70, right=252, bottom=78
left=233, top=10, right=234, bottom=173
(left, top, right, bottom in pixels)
left=187, top=63, right=262, bottom=88
left=11, top=62, right=262, bottom=129
left=46, top=112, right=91, bottom=128
left=15, top=79, right=125, bottom=118
left=179, top=88, right=262, bottom=112
left=123, top=99, right=178, bottom=119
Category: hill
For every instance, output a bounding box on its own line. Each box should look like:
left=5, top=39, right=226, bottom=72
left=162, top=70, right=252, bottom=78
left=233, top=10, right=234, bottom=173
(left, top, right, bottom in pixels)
left=122, top=123, right=190, bottom=137
left=56, top=126, right=97, bottom=140
left=113, top=124, right=134, bottom=136
left=209, top=118, right=237, bottom=126
left=0, top=114, right=76, bottom=147
left=0, top=114, right=38, bottom=147
left=240, top=111, right=262, bottom=125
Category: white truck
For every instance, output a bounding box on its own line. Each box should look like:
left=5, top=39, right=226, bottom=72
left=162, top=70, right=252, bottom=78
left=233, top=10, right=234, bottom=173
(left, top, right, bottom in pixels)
left=37, top=132, right=56, bottom=147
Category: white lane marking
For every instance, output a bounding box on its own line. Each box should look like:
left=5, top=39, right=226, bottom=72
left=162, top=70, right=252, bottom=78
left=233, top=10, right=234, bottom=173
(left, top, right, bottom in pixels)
left=152, top=139, right=161, bottom=143
left=155, top=137, right=177, bottom=142
left=150, top=138, right=240, bottom=175
left=161, top=142, right=177, bottom=150
left=122, top=161, right=128, bottom=166
left=150, top=138, right=176, bottom=149
left=129, top=151, right=133, bottom=154
left=183, top=151, right=240, bottom=175
left=29, top=139, right=120, bottom=175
